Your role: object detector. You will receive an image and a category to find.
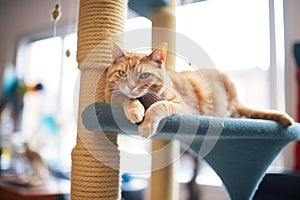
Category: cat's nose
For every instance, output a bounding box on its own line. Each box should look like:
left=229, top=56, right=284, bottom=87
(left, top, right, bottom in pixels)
left=128, top=83, right=136, bottom=90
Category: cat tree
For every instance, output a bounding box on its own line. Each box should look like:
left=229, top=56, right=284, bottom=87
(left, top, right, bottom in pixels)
left=83, top=102, right=300, bottom=200
left=72, top=0, right=300, bottom=200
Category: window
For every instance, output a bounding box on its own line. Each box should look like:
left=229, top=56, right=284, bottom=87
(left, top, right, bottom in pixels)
left=17, top=33, right=79, bottom=173
left=177, top=0, right=285, bottom=110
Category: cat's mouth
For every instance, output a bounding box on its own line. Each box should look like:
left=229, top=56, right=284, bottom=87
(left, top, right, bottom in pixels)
left=124, top=87, right=147, bottom=99
left=126, top=93, right=143, bottom=99
left=119, top=86, right=143, bottom=98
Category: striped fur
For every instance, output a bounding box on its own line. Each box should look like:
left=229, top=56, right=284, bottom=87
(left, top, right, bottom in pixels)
left=104, top=42, right=294, bottom=137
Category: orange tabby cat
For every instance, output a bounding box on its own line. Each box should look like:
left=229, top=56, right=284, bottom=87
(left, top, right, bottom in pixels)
left=105, top=42, right=294, bottom=138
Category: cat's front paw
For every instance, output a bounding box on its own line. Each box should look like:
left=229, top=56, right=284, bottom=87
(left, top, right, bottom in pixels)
left=124, top=106, right=145, bottom=124
left=138, top=121, right=159, bottom=138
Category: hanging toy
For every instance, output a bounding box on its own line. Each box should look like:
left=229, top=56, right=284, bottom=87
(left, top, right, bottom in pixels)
left=52, top=4, right=61, bottom=21
left=64, top=0, right=79, bottom=58
left=51, top=3, right=62, bottom=36
left=66, top=49, right=71, bottom=57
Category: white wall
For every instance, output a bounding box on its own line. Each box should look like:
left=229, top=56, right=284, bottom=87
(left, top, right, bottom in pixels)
left=0, top=0, right=77, bottom=92
left=283, top=0, right=300, bottom=168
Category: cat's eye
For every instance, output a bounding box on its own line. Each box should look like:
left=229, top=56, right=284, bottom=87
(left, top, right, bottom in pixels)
left=139, top=72, right=150, bottom=79
left=118, top=70, right=127, bottom=77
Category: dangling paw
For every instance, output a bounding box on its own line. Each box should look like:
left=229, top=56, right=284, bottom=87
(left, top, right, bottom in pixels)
left=124, top=106, right=145, bottom=124
left=138, top=121, right=159, bottom=138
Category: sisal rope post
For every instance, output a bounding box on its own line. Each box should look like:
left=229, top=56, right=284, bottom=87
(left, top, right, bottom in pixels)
left=150, top=0, right=180, bottom=199
left=71, top=0, right=127, bottom=199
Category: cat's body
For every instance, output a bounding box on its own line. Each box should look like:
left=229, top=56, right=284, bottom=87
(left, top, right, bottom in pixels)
left=105, top=42, right=294, bottom=138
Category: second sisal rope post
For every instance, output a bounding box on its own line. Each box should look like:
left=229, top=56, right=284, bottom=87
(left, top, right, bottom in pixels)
left=150, top=0, right=179, bottom=199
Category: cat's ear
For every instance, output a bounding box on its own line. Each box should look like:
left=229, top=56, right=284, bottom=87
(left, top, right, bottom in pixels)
left=110, top=41, right=125, bottom=62
left=149, top=43, right=167, bottom=64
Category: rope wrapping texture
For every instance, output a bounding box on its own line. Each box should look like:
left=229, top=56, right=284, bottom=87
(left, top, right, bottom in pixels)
left=71, top=0, right=127, bottom=199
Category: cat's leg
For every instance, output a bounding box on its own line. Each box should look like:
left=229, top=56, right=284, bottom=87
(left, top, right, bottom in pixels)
left=123, top=99, right=145, bottom=124
left=139, top=101, right=182, bottom=138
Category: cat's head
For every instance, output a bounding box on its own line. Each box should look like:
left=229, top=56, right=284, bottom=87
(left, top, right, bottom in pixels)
left=106, top=41, right=167, bottom=99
